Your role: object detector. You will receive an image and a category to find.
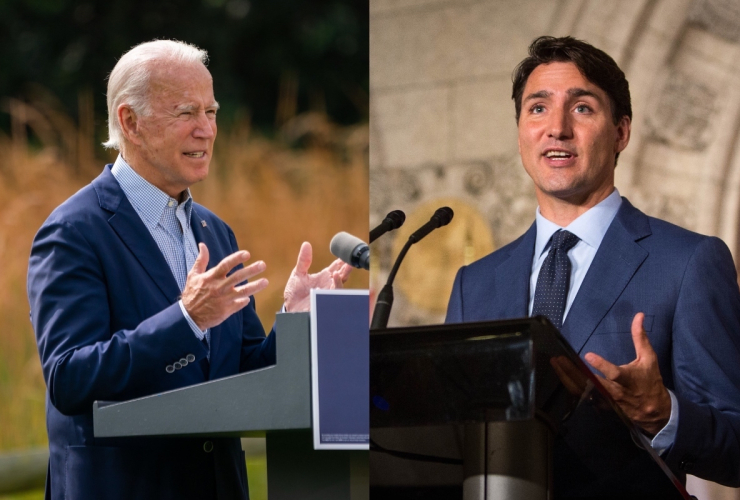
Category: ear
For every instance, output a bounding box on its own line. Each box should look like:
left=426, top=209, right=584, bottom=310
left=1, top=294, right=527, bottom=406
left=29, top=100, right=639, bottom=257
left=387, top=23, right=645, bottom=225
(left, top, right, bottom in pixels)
left=118, top=104, right=142, bottom=145
left=614, top=115, right=631, bottom=155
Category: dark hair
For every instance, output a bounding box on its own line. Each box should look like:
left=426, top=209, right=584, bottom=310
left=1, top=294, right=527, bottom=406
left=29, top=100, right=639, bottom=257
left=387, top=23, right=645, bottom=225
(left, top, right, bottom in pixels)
left=512, top=36, right=632, bottom=125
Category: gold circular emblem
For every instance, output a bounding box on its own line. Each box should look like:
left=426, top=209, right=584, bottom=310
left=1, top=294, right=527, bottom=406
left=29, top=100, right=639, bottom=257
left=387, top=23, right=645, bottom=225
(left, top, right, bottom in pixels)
left=392, top=198, right=495, bottom=313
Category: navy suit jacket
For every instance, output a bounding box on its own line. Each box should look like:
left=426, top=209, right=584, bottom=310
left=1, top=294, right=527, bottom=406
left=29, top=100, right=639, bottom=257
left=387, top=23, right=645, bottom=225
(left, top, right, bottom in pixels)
left=27, top=166, right=276, bottom=500
left=446, top=198, right=740, bottom=487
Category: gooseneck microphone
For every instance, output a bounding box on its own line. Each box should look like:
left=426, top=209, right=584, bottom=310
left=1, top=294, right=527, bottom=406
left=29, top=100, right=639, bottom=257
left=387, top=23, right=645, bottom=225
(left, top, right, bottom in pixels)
left=371, top=207, right=454, bottom=329
left=409, top=207, right=454, bottom=243
left=370, top=210, right=406, bottom=243
left=330, top=232, right=370, bottom=270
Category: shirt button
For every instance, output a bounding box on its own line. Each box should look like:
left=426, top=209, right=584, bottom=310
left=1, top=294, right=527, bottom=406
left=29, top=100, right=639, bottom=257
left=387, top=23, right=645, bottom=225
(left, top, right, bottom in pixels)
left=203, top=441, right=214, bottom=453
left=168, top=200, right=175, bottom=207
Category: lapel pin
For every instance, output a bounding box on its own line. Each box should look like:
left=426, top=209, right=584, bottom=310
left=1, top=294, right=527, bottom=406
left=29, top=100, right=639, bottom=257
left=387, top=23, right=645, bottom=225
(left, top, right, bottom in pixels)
left=201, top=220, right=207, bottom=228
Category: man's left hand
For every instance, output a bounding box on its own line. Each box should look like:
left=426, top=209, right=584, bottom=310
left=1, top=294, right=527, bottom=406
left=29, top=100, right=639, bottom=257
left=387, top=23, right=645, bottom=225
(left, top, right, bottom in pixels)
left=584, top=312, right=672, bottom=436
left=284, top=242, right=353, bottom=312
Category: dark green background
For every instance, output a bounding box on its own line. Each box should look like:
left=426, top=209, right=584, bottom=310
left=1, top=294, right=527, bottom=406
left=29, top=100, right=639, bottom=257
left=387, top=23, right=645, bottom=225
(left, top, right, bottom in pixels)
left=0, top=0, right=368, bottom=141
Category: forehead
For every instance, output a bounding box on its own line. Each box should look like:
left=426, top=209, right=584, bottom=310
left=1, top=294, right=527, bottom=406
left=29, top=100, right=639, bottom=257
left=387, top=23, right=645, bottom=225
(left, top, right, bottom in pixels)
left=147, top=62, right=215, bottom=104
left=523, top=61, right=605, bottom=98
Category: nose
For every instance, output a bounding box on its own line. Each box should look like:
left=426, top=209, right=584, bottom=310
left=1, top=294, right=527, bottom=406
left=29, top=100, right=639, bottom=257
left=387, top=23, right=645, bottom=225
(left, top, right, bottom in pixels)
left=193, top=111, right=216, bottom=139
left=548, top=106, right=573, bottom=140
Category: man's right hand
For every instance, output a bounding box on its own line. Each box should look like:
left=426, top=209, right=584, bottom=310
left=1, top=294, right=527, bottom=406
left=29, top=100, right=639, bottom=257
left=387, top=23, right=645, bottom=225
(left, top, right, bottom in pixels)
left=181, top=243, right=269, bottom=330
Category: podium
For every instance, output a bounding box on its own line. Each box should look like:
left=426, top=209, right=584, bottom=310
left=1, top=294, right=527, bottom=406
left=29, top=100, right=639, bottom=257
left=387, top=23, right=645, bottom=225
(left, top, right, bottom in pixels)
left=93, top=313, right=368, bottom=500
left=370, top=317, right=691, bottom=500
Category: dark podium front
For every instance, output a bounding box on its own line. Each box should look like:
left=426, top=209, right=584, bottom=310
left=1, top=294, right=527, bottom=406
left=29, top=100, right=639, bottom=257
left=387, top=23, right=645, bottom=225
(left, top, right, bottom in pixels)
left=93, top=313, right=367, bottom=500
left=370, top=317, right=691, bottom=500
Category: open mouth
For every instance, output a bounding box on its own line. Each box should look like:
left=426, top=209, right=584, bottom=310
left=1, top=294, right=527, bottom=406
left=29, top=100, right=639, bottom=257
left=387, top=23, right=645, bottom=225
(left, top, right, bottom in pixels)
left=183, top=152, right=206, bottom=158
left=544, top=150, right=574, bottom=159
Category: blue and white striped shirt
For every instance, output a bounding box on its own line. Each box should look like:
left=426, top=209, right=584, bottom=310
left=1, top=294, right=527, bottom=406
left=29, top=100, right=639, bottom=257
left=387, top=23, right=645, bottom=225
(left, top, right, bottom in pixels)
left=111, top=155, right=209, bottom=347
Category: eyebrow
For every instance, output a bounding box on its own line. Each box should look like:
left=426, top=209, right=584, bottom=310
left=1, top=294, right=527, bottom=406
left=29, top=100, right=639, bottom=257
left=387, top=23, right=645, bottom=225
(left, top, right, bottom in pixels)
left=174, top=101, right=221, bottom=113
left=522, top=90, right=551, bottom=103
left=523, top=88, right=602, bottom=103
left=567, top=88, right=601, bottom=101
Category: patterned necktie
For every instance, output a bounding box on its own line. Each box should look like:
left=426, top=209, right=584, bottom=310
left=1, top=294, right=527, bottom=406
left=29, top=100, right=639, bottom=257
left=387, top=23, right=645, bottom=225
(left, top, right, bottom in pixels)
left=531, top=230, right=580, bottom=329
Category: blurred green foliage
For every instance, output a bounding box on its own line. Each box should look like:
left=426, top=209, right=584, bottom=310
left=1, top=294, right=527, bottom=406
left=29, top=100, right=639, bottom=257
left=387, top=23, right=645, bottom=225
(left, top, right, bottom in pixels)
left=0, top=0, right=368, bottom=138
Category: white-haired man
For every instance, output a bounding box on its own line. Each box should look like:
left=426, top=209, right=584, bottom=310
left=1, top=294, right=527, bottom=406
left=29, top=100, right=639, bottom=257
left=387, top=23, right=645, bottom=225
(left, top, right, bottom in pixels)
left=27, top=39, right=351, bottom=500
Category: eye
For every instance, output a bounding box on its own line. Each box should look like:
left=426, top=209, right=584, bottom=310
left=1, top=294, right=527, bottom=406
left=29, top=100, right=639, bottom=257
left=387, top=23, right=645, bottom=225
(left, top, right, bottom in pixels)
left=575, top=104, right=592, bottom=113
left=530, top=104, right=545, bottom=114
left=207, top=109, right=218, bottom=117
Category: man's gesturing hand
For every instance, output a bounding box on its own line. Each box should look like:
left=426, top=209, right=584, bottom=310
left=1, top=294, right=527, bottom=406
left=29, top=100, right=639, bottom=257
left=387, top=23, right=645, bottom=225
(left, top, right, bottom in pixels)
left=283, top=242, right=352, bottom=312
left=584, top=312, right=671, bottom=436
left=182, top=243, right=269, bottom=330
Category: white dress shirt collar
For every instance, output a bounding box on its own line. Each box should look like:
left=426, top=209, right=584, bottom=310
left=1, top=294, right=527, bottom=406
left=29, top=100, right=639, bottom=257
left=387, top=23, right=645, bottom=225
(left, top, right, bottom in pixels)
left=534, top=188, right=623, bottom=258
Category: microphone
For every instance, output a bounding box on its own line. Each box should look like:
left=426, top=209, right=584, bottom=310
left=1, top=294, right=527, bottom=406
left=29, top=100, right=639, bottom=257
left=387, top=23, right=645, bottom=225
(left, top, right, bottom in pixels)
left=330, top=232, right=369, bottom=270
left=369, top=210, right=406, bottom=243
left=371, top=207, right=454, bottom=329
left=409, top=207, right=454, bottom=243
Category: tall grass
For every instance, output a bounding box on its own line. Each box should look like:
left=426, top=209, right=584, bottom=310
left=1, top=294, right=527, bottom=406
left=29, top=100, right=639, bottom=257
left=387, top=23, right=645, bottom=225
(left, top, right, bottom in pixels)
left=0, top=95, right=368, bottom=464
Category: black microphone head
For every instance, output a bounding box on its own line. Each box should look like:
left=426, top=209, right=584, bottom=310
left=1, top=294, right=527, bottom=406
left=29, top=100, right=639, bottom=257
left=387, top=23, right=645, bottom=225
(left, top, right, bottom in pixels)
left=385, top=210, right=406, bottom=229
left=431, top=207, right=454, bottom=228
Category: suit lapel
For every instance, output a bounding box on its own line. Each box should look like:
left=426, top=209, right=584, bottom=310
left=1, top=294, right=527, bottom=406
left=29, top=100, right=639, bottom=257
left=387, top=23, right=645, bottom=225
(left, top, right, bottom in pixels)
left=491, top=223, right=535, bottom=319
left=93, top=167, right=181, bottom=303
left=561, top=199, right=651, bottom=353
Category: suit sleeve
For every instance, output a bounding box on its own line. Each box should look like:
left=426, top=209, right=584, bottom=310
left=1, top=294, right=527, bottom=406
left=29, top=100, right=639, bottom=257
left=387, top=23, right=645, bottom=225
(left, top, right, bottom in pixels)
left=664, top=236, right=740, bottom=486
left=445, top=266, right=466, bottom=324
left=28, top=220, right=208, bottom=416
left=223, top=228, right=277, bottom=372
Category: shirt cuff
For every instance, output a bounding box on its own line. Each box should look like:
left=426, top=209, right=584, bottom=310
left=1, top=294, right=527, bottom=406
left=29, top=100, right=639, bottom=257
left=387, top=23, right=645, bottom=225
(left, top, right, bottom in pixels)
left=650, top=389, right=679, bottom=455
left=178, top=299, right=208, bottom=341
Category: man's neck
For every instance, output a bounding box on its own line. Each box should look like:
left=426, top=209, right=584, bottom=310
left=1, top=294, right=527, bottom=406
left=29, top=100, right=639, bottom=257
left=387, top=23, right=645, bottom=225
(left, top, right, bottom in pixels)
left=537, top=186, right=616, bottom=227
left=119, top=151, right=186, bottom=201
left=118, top=152, right=187, bottom=202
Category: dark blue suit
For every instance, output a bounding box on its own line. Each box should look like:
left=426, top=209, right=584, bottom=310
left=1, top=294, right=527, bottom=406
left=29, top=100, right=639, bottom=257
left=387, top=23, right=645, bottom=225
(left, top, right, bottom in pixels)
left=446, top=198, right=740, bottom=487
left=28, top=166, right=276, bottom=499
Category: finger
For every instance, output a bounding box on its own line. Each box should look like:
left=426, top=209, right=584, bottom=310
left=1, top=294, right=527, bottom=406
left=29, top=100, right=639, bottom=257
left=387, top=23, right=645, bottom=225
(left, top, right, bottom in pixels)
left=224, top=260, right=266, bottom=288
left=326, top=258, right=345, bottom=274
left=331, top=271, right=343, bottom=289
left=584, top=352, right=623, bottom=382
left=338, top=263, right=353, bottom=282
left=630, top=312, right=655, bottom=360
left=212, top=250, right=251, bottom=277
left=235, top=278, right=269, bottom=296
left=191, top=243, right=210, bottom=275
left=589, top=371, right=622, bottom=400
left=294, top=242, right=312, bottom=276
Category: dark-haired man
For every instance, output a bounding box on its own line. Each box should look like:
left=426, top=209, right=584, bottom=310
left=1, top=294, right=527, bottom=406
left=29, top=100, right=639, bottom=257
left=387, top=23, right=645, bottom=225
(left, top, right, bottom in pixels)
left=447, top=36, right=740, bottom=489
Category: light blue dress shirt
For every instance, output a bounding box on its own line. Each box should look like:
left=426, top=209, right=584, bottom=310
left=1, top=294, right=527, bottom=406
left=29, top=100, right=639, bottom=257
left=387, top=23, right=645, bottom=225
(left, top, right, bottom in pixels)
left=111, top=155, right=209, bottom=348
left=528, top=188, right=677, bottom=454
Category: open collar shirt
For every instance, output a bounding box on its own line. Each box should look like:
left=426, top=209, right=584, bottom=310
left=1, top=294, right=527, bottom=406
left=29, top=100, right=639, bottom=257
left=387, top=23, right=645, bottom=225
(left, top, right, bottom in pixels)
left=111, top=155, right=208, bottom=345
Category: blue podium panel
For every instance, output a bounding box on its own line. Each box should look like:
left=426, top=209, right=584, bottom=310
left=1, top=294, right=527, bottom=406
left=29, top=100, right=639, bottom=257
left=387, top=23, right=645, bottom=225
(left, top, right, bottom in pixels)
left=310, top=290, right=370, bottom=450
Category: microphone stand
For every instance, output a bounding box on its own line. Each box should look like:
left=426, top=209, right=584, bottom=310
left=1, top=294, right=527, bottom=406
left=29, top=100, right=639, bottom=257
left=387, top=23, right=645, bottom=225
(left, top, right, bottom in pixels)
left=371, top=207, right=453, bottom=329
left=370, top=239, right=413, bottom=330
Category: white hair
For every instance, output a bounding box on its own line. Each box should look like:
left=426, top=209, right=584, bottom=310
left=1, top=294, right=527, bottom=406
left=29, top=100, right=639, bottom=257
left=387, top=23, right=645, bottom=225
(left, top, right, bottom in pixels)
left=103, top=39, right=209, bottom=150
